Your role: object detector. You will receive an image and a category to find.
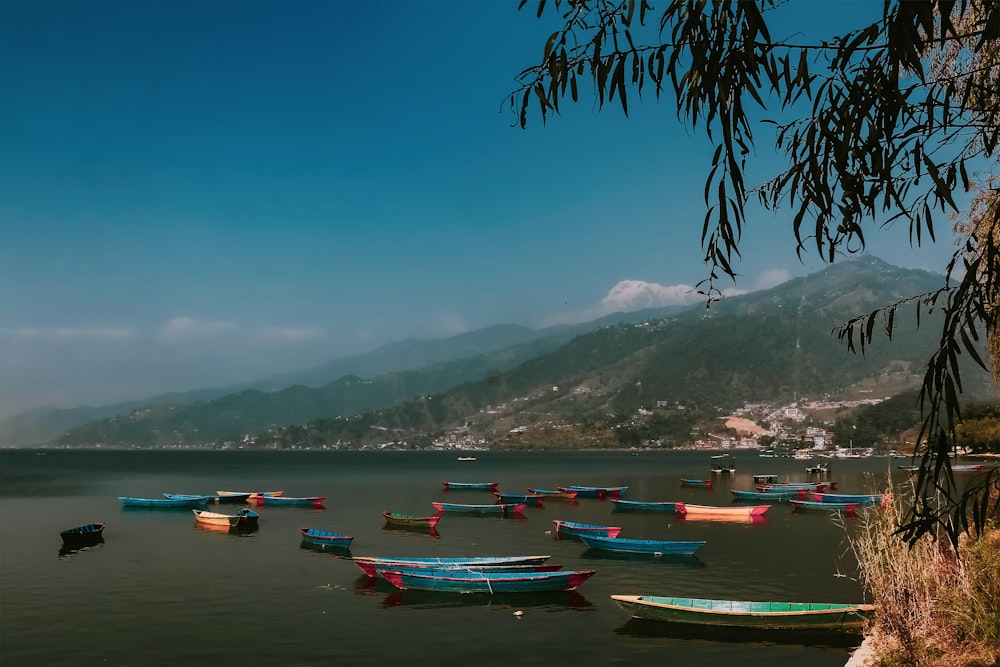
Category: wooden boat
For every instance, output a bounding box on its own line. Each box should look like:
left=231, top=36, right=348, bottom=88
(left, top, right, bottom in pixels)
left=680, top=478, right=713, bottom=488
left=119, top=496, right=210, bottom=508
left=216, top=490, right=283, bottom=498
left=441, top=482, right=499, bottom=491
left=558, top=485, right=628, bottom=499
left=432, top=501, right=525, bottom=515
left=382, top=511, right=441, bottom=529
left=60, top=522, right=105, bottom=546
left=495, top=492, right=545, bottom=507
left=579, top=535, right=706, bottom=555
left=610, top=499, right=680, bottom=513
left=528, top=488, right=578, bottom=500
left=675, top=503, right=769, bottom=518
left=610, top=595, right=874, bottom=631
left=730, top=489, right=804, bottom=501
left=551, top=519, right=623, bottom=539
left=811, top=492, right=885, bottom=505
left=791, top=499, right=859, bottom=515
left=379, top=568, right=596, bottom=593
left=351, top=555, right=553, bottom=578
left=248, top=495, right=325, bottom=508
left=299, top=527, right=354, bottom=548
left=192, top=508, right=258, bottom=529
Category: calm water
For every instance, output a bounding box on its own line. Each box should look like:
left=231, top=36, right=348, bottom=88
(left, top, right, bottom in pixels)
left=0, top=449, right=900, bottom=666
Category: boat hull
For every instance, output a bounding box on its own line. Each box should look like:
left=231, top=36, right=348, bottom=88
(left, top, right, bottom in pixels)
left=382, top=512, right=441, bottom=528
left=611, top=595, right=874, bottom=631
left=680, top=479, right=713, bottom=488
left=351, top=555, right=552, bottom=578
left=791, top=500, right=859, bottom=515
left=441, top=482, right=499, bottom=492
left=193, top=509, right=258, bottom=529
left=811, top=493, right=884, bottom=505
left=249, top=495, right=325, bottom=508
left=675, top=503, right=769, bottom=518
left=610, top=500, right=680, bottom=513
left=432, top=502, right=525, bottom=515
left=558, top=486, right=627, bottom=499
left=60, top=522, right=105, bottom=545
left=299, top=527, right=353, bottom=547
left=552, top=520, right=623, bottom=539
left=119, top=496, right=209, bottom=509
left=495, top=493, right=544, bottom=507
left=730, top=489, right=804, bottom=501
left=578, top=535, right=706, bottom=555
left=380, top=568, right=596, bottom=593
left=528, top=488, right=578, bottom=500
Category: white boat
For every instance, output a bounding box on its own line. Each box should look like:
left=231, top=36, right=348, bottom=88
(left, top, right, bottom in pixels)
left=457, top=456, right=477, bottom=462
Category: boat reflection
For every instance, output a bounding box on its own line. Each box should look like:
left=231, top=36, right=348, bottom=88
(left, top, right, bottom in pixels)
left=381, top=523, right=441, bottom=539
left=674, top=514, right=768, bottom=525
left=194, top=522, right=259, bottom=537
left=58, top=537, right=104, bottom=558
left=613, top=618, right=862, bottom=649
left=298, top=540, right=352, bottom=557
left=579, top=549, right=706, bottom=567
left=379, top=589, right=594, bottom=611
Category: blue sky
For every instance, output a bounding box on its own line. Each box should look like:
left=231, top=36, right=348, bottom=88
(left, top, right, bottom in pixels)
left=0, top=1, right=959, bottom=418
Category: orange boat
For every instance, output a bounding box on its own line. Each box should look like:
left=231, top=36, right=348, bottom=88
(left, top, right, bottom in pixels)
left=674, top=503, right=769, bottom=519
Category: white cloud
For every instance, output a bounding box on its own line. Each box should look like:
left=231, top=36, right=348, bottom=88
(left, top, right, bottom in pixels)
left=156, top=316, right=235, bottom=343
left=600, top=280, right=702, bottom=312
left=753, top=269, right=791, bottom=290
left=0, top=327, right=135, bottom=342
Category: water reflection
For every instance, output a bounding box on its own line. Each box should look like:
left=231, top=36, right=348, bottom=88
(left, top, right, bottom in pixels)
left=194, top=522, right=259, bottom=537
left=381, top=523, right=441, bottom=539
left=579, top=549, right=706, bottom=567
left=614, top=618, right=862, bottom=649
left=58, top=537, right=105, bottom=558
left=298, top=540, right=352, bottom=557
left=379, top=589, right=594, bottom=611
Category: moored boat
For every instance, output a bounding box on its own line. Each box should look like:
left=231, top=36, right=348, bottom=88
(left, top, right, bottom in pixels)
left=60, top=522, right=105, bottom=546
left=119, top=496, right=210, bottom=509
left=730, top=489, right=805, bottom=502
left=299, top=527, right=354, bottom=548
left=610, top=595, right=874, bottom=631
left=248, top=495, right=325, bottom=508
left=528, top=488, right=578, bottom=500
left=432, top=501, right=525, bottom=515
left=757, top=482, right=830, bottom=492
left=382, top=511, right=442, bottom=529
left=373, top=562, right=564, bottom=577
left=752, top=474, right=778, bottom=483
left=551, top=519, right=623, bottom=539
left=217, top=490, right=283, bottom=498
left=680, top=478, right=713, bottom=488
left=441, top=482, right=499, bottom=492
left=675, top=503, right=769, bottom=518
left=558, top=485, right=628, bottom=499
left=351, top=555, right=553, bottom=578
left=495, top=492, right=545, bottom=507
left=578, top=535, right=706, bottom=556
left=810, top=492, right=885, bottom=505
left=790, top=499, right=859, bottom=516
left=193, top=508, right=259, bottom=529
left=379, top=568, right=596, bottom=593
left=610, top=499, right=680, bottom=513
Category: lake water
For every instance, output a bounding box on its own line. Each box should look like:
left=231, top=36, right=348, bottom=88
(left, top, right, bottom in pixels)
left=0, top=449, right=901, bottom=666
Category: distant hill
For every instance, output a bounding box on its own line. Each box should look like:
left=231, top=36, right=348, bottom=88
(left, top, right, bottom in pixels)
left=6, top=305, right=686, bottom=446
left=51, top=256, right=995, bottom=449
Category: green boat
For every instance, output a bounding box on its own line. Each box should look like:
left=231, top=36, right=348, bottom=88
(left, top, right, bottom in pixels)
left=610, top=595, right=874, bottom=631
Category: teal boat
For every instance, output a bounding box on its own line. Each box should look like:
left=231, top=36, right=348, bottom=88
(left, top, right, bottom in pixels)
left=611, top=595, right=874, bottom=631
left=790, top=499, right=859, bottom=515
left=730, top=489, right=803, bottom=501
left=610, top=499, right=680, bottom=512
left=578, top=535, right=706, bottom=555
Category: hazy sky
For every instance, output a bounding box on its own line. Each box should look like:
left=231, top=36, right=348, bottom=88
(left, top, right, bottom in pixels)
left=0, top=1, right=959, bottom=418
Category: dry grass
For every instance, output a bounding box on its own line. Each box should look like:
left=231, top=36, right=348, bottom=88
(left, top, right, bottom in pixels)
left=850, top=482, right=1000, bottom=667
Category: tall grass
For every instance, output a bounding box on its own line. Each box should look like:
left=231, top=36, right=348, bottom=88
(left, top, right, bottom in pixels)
left=849, top=481, right=1000, bottom=666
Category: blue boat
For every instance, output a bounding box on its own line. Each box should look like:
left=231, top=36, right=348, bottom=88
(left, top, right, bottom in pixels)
left=379, top=568, right=597, bottom=593
left=249, top=495, right=326, bottom=508
left=373, top=562, right=564, bottom=578
left=119, top=496, right=210, bottom=508
left=432, top=502, right=525, bottom=515
left=811, top=492, right=885, bottom=506
left=552, top=520, right=622, bottom=539
left=680, top=478, right=713, bottom=488
left=495, top=492, right=544, bottom=507
left=578, top=535, right=707, bottom=556
left=730, top=489, right=804, bottom=501
left=790, top=499, right=859, bottom=515
left=351, top=555, right=553, bottom=578
left=442, top=482, right=499, bottom=492
left=558, top=485, right=628, bottom=499
left=610, top=499, right=680, bottom=513
left=299, top=527, right=354, bottom=548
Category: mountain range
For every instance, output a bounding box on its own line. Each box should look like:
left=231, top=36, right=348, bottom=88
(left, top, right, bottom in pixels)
left=7, top=256, right=996, bottom=448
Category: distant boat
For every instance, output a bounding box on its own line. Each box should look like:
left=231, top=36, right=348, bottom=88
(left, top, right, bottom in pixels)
left=710, top=454, right=736, bottom=473
left=578, top=535, right=706, bottom=556
left=757, top=482, right=832, bottom=492
left=441, top=482, right=499, bottom=492
left=192, top=508, right=258, bottom=529
left=610, top=499, right=681, bottom=513
left=432, top=501, right=525, bottom=515
left=456, top=456, right=477, bottom=462
left=552, top=519, right=623, bottom=539
left=528, top=488, right=579, bottom=500
left=806, top=463, right=831, bottom=474
left=248, top=495, right=325, bottom=508
left=382, top=511, right=442, bottom=529
left=351, top=555, right=553, bottom=578
left=730, top=489, right=804, bottom=502
left=379, top=568, right=596, bottom=593
left=299, top=527, right=354, bottom=548
left=680, top=478, right=713, bottom=488
left=165, top=492, right=250, bottom=504
left=675, top=503, right=769, bottom=519
left=60, top=522, right=105, bottom=547
left=558, top=485, right=628, bottom=499
left=611, top=595, right=874, bottom=631
left=752, top=474, right=778, bottom=483
left=119, top=496, right=210, bottom=509
left=216, top=490, right=283, bottom=498
left=495, top=492, right=545, bottom=507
